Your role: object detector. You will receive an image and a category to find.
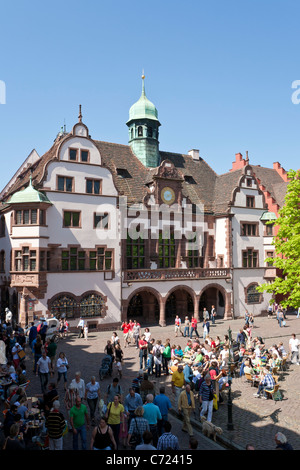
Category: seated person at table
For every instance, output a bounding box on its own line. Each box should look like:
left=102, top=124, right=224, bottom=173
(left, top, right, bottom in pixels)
left=244, top=360, right=255, bottom=375
left=15, top=367, right=27, bottom=385
left=3, top=404, right=18, bottom=437
left=194, top=349, right=203, bottom=366
left=36, top=382, right=58, bottom=414
left=6, top=387, right=26, bottom=408
left=253, top=369, right=276, bottom=399
left=277, top=342, right=287, bottom=358
left=17, top=400, right=29, bottom=420
left=268, top=354, right=281, bottom=372
left=3, top=423, right=26, bottom=450
left=174, top=345, right=183, bottom=359
left=184, top=341, right=193, bottom=353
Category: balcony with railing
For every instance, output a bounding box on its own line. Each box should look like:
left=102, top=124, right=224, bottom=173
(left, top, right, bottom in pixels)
left=124, top=267, right=231, bottom=282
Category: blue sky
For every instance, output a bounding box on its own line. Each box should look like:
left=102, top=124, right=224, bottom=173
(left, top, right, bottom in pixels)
left=0, top=0, right=300, bottom=192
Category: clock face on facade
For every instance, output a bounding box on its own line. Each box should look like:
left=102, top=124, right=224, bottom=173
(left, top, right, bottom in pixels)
left=161, top=187, right=175, bottom=205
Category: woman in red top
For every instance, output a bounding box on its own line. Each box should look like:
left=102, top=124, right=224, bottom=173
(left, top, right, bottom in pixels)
left=190, top=317, right=200, bottom=339
left=121, top=322, right=130, bottom=348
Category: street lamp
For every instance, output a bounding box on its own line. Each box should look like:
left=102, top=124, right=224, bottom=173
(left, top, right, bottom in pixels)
left=227, top=325, right=234, bottom=431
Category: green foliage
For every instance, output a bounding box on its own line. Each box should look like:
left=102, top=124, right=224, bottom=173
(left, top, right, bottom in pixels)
left=257, top=169, right=300, bottom=308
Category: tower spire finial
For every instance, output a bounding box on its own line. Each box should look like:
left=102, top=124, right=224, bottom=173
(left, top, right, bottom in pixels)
left=141, top=70, right=145, bottom=96
left=78, top=104, right=82, bottom=123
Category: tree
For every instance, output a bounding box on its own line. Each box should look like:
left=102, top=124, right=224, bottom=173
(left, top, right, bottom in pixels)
left=257, top=169, right=300, bottom=309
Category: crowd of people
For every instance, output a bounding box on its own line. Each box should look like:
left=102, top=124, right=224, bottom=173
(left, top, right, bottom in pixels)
left=0, top=309, right=298, bottom=451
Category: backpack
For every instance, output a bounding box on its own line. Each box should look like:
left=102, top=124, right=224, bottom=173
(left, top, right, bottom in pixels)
left=107, top=384, right=120, bottom=395
left=273, top=390, right=283, bottom=401
left=155, top=347, right=161, bottom=358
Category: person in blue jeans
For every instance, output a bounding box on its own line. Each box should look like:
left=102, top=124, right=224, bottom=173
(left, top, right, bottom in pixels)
left=69, top=395, right=90, bottom=450
left=183, top=317, right=190, bottom=337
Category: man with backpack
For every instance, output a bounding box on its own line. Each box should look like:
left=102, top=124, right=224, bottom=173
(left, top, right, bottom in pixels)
left=105, top=378, right=123, bottom=404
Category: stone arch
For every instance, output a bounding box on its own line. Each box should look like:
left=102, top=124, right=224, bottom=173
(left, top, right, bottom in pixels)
left=199, top=283, right=231, bottom=320
left=123, top=287, right=163, bottom=324
left=164, top=285, right=198, bottom=321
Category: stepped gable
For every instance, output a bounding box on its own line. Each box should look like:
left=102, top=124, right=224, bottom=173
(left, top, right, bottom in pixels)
left=251, top=165, right=289, bottom=208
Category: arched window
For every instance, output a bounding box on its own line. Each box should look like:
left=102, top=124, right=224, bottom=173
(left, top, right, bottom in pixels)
left=246, top=284, right=261, bottom=304
left=50, top=295, right=77, bottom=319
left=80, top=293, right=106, bottom=317
left=138, top=126, right=143, bottom=137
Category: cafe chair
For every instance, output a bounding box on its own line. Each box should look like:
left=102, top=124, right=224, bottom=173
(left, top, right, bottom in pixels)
left=265, top=384, right=280, bottom=400
left=244, top=373, right=255, bottom=386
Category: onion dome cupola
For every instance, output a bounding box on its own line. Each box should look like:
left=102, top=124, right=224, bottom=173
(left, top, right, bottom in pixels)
left=8, top=175, right=52, bottom=205
left=126, top=74, right=161, bottom=168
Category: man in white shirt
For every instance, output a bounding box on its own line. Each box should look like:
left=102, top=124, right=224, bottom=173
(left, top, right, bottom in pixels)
left=37, top=349, right=52, bottom=393
left=77, top=317, right=85, bottom=338
left=70, top=372, right=86, bottom=399
left=289, top=334, right=300, bottom=365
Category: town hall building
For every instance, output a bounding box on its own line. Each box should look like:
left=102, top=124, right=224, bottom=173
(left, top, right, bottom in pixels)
left=0, top=77, right=289, bottom=330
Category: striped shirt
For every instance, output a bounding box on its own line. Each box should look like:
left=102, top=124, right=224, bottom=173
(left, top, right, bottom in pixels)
left=45, top=410, right=66, bottom=439
left=199, top=382, right=214, bottom=401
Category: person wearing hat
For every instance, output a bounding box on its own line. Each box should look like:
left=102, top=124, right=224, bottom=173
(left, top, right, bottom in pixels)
left=11, top=342, right=23, bottom=369
left=171, top=364, right=186, bottom=412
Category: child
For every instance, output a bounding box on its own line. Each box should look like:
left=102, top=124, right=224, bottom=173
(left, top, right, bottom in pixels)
left=115, top=360, right=122, bottom=379
left=83, top=324, right=89, bottom=340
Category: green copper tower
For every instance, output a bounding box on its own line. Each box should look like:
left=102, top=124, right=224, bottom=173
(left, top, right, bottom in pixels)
left=127, top=74, right=161, bottom=167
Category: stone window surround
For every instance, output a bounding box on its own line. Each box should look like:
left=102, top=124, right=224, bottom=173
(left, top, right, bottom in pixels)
left=241, top=247, right=259, bottom=268
left=47, top=290, right=108, bottom=320
left=244, top=282, right=263, bottom=305
left=56, top=174, right=74, bottom=193
left=11, top=244, right=115, bottom=274
left=69, top=147, right=90, bottom=163
left=12, top=208, right=46, bottom=227
left=240, top=221, right=259, bottom=237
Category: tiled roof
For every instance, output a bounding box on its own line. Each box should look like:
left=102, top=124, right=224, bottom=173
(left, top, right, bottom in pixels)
left=213, top=169, right=244, bottom=214
left=1, top=134, right=288, bottom=214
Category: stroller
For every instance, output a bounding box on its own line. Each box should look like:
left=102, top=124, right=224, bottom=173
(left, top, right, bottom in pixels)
left=99, top=354, right=113, bottom=380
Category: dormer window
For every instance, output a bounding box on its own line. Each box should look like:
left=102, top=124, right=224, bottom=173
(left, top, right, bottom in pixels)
left=138, top=126, right=143, bottom=137
left=69, top=149, right=77, bottom=161
left=81, top=150, right=89, bottom=162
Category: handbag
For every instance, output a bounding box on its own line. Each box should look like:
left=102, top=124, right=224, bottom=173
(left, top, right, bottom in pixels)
left=18, top=349, right=26, bottom=360
left=129, top=418, right=142, bottom=447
